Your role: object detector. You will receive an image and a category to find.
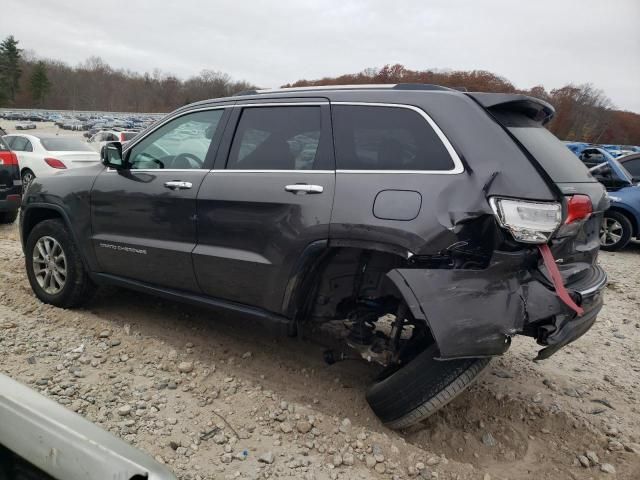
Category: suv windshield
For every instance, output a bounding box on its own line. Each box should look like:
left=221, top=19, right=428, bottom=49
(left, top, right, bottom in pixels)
left=40, top=138, right=94, bottom=152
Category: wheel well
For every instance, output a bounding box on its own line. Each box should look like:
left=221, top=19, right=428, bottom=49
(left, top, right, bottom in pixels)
left=608, top=207, right=638, bottom=237
left=21, top=167, right=34, bottom=176
left=300, top=247, right=408, bottom=322
left=22, top=208, right=63, bottom=244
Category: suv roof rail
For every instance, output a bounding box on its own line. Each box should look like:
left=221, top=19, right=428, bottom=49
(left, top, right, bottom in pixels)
left=233, top=83, right=455, bottom=96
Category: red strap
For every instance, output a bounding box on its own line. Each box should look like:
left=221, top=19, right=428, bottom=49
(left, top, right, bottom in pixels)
left=538, top=244, right=584, bottom=316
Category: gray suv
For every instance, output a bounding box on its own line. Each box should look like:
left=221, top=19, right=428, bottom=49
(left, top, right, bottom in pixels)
left=20, top=84, right=608, bottom=428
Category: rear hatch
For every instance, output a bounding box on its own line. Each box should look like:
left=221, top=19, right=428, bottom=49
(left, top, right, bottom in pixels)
left=468, top=93, right=608, bottom=282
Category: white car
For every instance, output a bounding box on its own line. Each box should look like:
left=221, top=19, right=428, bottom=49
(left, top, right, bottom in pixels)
left=87, top=130, right=138, bottom=152
left=15, top=122, right=37, bottom=130
left=2, top=134, right=100, bottom=188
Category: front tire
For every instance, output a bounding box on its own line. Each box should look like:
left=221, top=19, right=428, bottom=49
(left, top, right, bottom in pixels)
left=25, top=219, right=95, bottom=308
left=366, top=344, right=490, bottom=429
left=600, top=211, right=632, bottom=251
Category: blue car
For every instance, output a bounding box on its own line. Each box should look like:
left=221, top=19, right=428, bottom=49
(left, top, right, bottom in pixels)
left=578, top=147, right=640, bottom=250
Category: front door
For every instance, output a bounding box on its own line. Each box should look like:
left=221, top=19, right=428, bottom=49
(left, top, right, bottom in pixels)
left=91, top=107, right=229, bottom=291
left=195, top=101, right=335, bottom=313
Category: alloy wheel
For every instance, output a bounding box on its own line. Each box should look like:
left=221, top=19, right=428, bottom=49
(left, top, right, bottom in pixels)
left=22, top=171, right=35, bottom=190
left=600, top=218, right=624, bottom=247
left=32, top=236, right=67, bottom=295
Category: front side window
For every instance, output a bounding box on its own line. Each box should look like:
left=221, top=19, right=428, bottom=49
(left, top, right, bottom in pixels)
left=332, top=105, right=454, bottom=171
left=127, top=109, right=224, bottom=170
left=227, top=106, right=322, bottom=170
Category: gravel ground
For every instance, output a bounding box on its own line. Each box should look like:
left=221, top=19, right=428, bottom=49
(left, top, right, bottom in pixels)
left=1, top=123, right=639, bottom=479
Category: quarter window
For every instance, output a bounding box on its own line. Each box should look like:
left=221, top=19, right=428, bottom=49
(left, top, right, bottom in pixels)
left=227, top=106, right=322, bottom=170
left=8, top=137, right=32, bottom=152
left=127, top=109, right=224, bottom=170
left=332, top=105, right=454, bottom=171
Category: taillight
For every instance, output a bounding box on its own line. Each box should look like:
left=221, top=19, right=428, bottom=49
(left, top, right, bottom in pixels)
left=44, top=157, right=67, bottom=169
left=0, top=152, right=18, bottom=165
left=564, top=195, right=593, bottom=224
left=489, top=197, right=562, bottom=244
left=119, top=132, right=125, bottom=142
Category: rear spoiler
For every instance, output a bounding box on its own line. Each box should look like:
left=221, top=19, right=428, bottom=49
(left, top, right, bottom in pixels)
left=466, top=92, right=555, bottom=126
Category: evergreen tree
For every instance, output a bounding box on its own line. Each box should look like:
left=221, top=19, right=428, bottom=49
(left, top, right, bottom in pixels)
left=29, top=61, right=51, bottom=106
left=0, top=35, right=22, bottom=104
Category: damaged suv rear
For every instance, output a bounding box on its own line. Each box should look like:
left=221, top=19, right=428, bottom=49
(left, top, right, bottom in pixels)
left=20, top=85, right=608, bottom=429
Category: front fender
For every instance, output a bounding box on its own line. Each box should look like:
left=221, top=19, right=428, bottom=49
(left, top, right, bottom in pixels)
left=20, top=166, right=102, bottom=271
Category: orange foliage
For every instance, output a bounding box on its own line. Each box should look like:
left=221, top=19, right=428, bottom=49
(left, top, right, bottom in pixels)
left=286, top=65, right=640, bottom=145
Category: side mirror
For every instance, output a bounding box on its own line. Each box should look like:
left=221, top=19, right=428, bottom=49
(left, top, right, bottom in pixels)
left=101, top=142, right=125, bottom=169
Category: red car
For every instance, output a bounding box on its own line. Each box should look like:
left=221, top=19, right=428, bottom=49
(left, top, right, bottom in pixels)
left=0, top=136, right=21, bottom=224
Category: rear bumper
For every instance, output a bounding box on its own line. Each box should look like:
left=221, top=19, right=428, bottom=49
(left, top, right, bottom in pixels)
left=0, top=193, right=21, bottom=212
left=387, top=252, right=607, bottom=360
left=531, top=265, right=606, bottom=360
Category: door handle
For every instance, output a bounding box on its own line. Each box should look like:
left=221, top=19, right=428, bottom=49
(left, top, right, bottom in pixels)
left=284, top=184, right=324, bottom=194
left=164, top=181, right=193, bottom=190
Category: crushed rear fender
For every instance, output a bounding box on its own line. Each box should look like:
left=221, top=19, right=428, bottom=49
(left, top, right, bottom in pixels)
left=387, top=250, right=606, bottom=360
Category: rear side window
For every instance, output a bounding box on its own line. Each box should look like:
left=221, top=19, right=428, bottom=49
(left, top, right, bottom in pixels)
left=121, top=132, right=137, bottom=141
left=227, top=106, right=323, bottom=170
left=332, top=105, right=454, bottom=171
left=623, top=158, right=640, bottom=177
left=9, top=137, right=32, bottom=152
left=0, top=137, right=9, bottom=151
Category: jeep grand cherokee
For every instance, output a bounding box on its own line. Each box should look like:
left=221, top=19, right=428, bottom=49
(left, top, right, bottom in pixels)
left=20, top=84, right=608, bottom=428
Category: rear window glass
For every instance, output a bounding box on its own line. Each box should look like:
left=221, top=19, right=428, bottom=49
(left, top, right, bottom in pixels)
left=332, top=105, right=454, bottom=171
left=121, top=132, right=137, bottom=141
left=507, top=126, right=595, bottom=183
left=40, top=138, right=94, bottom=152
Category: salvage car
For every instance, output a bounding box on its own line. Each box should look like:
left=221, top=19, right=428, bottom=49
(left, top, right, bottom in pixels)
left=3, top=134, right=100, bottom=189
left=14, top=121, right=36, bottom=130
left=19, top=85, right=608, bottom=428
left=0, top=136, right=21, bottom=224
left=0, top=373, right=177, bottom=480
left=581, top=147, right=640, bottom=251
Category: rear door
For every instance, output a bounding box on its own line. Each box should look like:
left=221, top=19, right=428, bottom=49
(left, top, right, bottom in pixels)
left=91, top=106, right=230, bottom=291
left=194, top=99, right=335, bottom=313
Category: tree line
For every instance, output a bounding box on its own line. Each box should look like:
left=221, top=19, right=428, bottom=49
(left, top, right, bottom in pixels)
left=286, top=64, right=640, bottom=145
left=1, top=36, right=638, bottom=144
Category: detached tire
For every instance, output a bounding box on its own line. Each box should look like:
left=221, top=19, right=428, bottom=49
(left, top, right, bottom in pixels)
left=366, top=344, right=490, bottom=429
left=25, top=219, right=95, bottom=308
left=600, top=211, right=632, bottom=251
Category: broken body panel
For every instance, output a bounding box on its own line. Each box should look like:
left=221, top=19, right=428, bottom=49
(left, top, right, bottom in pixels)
left=323, top=90, right=608, bottom=360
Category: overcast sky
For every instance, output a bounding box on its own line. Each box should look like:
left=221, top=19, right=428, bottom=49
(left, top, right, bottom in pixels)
left=5, top=0, right=640, bottom=111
